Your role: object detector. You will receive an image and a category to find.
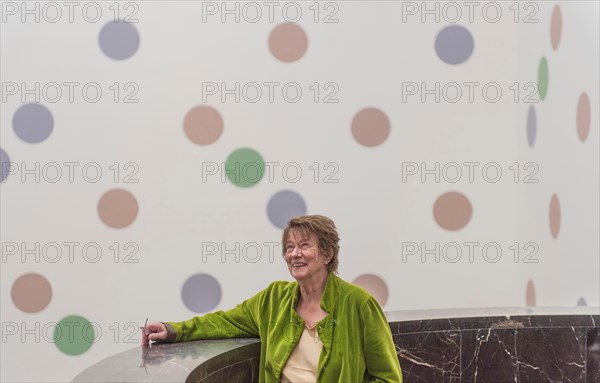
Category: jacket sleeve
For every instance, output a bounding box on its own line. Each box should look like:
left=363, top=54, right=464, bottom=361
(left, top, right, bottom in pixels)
left=165, top=283, right=272, bottom=342
left=361, top=297, right=403, bottom=383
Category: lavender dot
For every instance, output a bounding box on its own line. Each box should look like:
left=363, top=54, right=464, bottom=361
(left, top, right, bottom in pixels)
left=13, top=103, right=54, bottom=143
left=181, top=274, right=221, bottom=313
left=267, top=190, right=307, bottom=229
left=99, top=21, right=140, bottom=60
left=527, top=106, right=537, bottom=147
left=0, top=149, right=10, bottom=182
left=435, top=25, right=474, bottom=65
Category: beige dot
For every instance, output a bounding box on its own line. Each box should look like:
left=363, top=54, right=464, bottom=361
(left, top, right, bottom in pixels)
left=577, top=93, right=591, bottom=142
left=12, top=273, right=52, bottom=313
left=433, top=192, right=472, bottom=231
left=526, top=279, right=536, bottom=307
left=549, top=194, right=560, bottom=239
left=184, top=106, right=223, bottom=145
left=98, top=189, right=138, bottom=228
left=353, top=274, right=388, bottom=306
left=550, top=5, right=562, bottom=51
left=268, top=23, right=308, bottom=63
left=351, top=108, right=391, bottom=147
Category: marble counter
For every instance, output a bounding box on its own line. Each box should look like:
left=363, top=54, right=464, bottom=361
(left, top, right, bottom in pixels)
left=72, top=338, right=260, bottom=383
left=73, top=307, right=599, bottom=382
left=388, top=307, right=599, bottom=382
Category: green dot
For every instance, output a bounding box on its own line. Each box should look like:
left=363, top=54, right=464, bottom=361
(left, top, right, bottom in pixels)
left=225, top=148, right=265, bottom=188
left=54, top=315, right=94, bottom=356
left=538, top=57, right=549, bottom=101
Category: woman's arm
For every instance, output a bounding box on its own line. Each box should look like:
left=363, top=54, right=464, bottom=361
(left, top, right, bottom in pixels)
left=143, top=283, right=274, bottom=344
left=361, top=297, right=403, bottom=383
left=166, top=297, right=261, bottom=342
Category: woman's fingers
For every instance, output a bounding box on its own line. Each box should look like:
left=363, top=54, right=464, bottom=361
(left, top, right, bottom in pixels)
left=141, top=321, right=166, bottom=345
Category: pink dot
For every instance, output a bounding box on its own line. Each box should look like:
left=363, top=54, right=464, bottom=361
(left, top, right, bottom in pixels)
left=353, top=274, right=389, bottom=306
left=550, top=5, right=562, bottom=51
left=268, top=23, right=308, bottom=63
left=351, top=108, right=391, bottom=147
left=184, top=106, right=224, bottom=145
left=526, top=279, right=536, bottom=307
left=577, top=93, right=591, bottom=142
left=98, top=189, right=138, bottom=228
left=11, top=273, right=52, bottom=313
left=433, top=192, right=472, bottom=231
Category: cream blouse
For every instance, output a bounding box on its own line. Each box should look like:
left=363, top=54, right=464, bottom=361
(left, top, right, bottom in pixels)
left=280, top=324, right=323, bottom=382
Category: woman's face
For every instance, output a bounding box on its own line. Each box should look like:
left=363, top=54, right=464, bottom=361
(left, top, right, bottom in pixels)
left=284, top=230, right=329, bottom=281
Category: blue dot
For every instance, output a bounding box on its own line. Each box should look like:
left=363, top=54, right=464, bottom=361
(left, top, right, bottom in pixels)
left=527, top=106, right=537, bottom=147
left=435, top=25, right=474, bottom=65
left=181, top=274, right=221, bottom=313
left=99, top=21, right=140, bottom=60
left=267, top=190, right=307, bottom=229
left=1, top=149, right=10, bottom=182
left=13, top=103, right=54, bottom=143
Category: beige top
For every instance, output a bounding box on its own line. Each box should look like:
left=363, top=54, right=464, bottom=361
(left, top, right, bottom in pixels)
left=280, top=324, right=323, bottom=383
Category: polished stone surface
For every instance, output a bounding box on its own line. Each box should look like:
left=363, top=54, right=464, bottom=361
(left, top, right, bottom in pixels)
left=385, top=306, right=600, bottom=322
left=460, top=327, right=587, bottom=382
left=389, top=308, right=599, bottom=383
left=587, top=327, right=600, bottom=383
left=73, top=308, right=600, bottom=383
left=393, top=330, right=461, bottom=382
left=72, top=339, right=259, bottom=383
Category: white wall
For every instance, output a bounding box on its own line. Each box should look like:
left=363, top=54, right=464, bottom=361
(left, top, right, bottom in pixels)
left=1, top=1, right=598, bottom=381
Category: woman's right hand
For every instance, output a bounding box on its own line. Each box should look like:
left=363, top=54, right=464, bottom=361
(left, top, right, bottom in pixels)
left=141, top=321, right=168, bottom=346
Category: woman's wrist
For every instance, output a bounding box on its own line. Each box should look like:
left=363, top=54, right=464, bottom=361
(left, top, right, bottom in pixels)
left=161, top=322, right=177, bottom=342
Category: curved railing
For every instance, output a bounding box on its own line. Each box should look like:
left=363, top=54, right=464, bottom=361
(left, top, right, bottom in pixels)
left=72, top=338, right=260, bottom=383
left=73, top=307, right=599, bottom=382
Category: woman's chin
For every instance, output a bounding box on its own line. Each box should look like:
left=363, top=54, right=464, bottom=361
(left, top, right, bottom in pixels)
left=290, top=268, right=308, bottom=279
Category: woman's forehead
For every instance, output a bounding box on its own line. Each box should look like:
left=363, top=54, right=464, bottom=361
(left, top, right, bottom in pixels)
left=286, top=228, right=314, bottom=242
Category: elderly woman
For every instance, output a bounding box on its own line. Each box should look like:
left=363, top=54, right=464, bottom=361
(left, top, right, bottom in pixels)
left=142, top=215, right=402, bottom=382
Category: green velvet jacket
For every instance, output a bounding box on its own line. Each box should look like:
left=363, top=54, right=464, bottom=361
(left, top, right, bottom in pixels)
left=167, top=273, right=403, bottom=383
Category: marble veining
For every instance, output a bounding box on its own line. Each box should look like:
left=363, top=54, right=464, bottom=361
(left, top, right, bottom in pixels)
left=72, top=339, right=260, bottom=383
left=72, top=309, right=600, bottom=383
left=394, top=331, right=461, bottom=382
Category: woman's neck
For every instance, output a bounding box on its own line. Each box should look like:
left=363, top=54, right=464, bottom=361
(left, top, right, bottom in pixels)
left=297, top=271, right=328, bottom=305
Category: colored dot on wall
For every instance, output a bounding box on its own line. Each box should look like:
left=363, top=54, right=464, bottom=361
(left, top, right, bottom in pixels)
left=13, top=103, right=54, bottom=143
left=351, top=108, right=391, bottom=147
left=98, top=189, right=139, bottom=228
left=0, top=148, right=10, bottom=182
left=225, top=148, right=265, bottom=188
left=549, top=194, right=561, bottom=239
left=527, top=106, right=537, bottom=147
left=353, top=274, right=388, bottom=307
left=269, top=23, right=308, bottom=63
left=550, top=5, right=562, bottom=51
left=577, top=92, right=591, bottom=142
left=99, top=20, right=140, bottom=60
left=11, top=273, right=52, bottom=313
left=538, top=57, right=549, bottom=101
left=435, top=25, right=474, bottom=65
left=433, top=191, right=472, bottom=231
left=54, top=315, right=94, bottom=356
left=526, top=279, right=536, bottom=306
left=267, top=190, right=307, bottom=229
left=181, top=274, right=222, bottom=313
left=577, top=297, right=587, bottom=306
left=184, top=106, right=223, bottom=145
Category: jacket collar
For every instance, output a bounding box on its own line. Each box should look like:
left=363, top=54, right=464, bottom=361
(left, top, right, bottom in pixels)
left=320, top=272, right=339, bottom=313
left=290, top=272, right=339, bottom=318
